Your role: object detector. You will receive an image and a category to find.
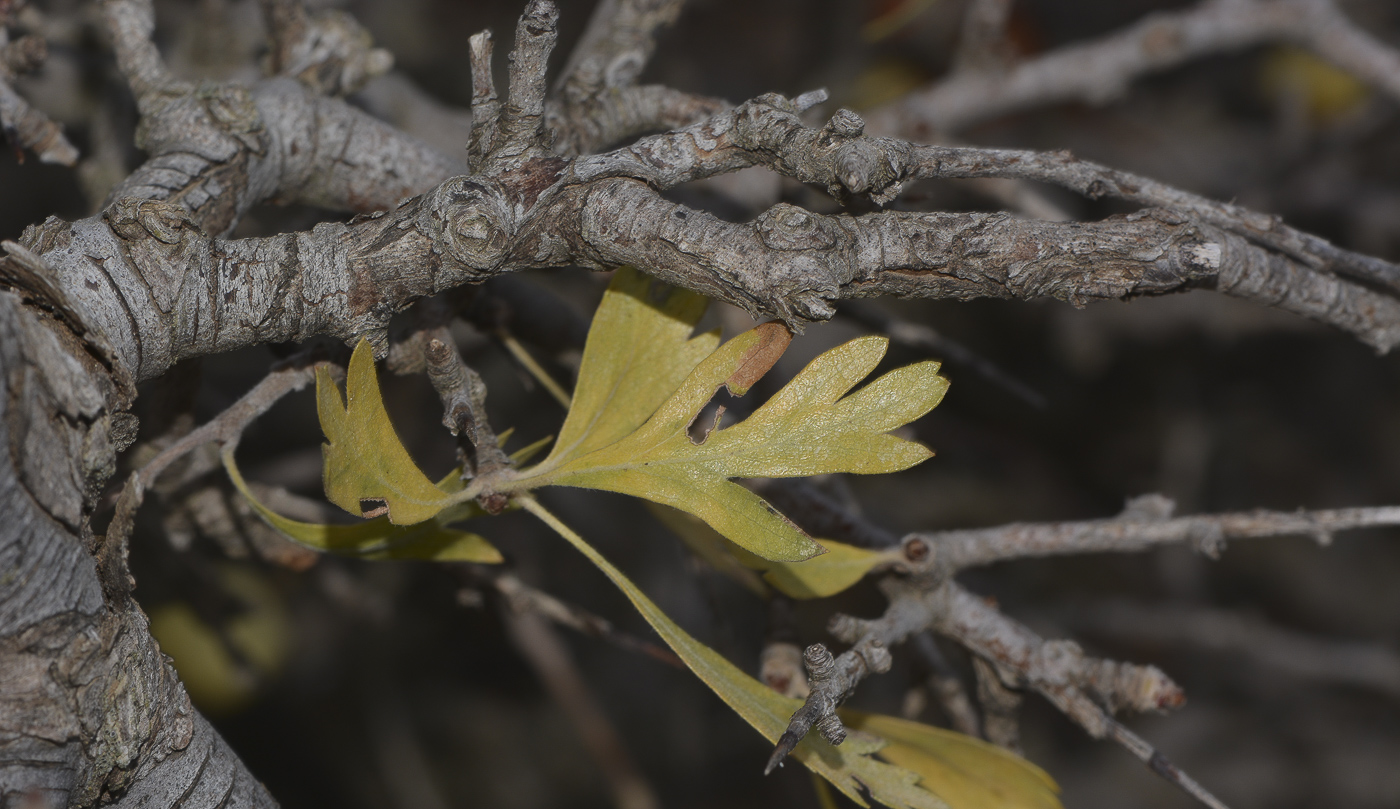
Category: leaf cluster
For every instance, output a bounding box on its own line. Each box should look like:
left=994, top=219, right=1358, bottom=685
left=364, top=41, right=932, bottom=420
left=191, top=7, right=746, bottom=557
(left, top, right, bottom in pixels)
left=225, top=267, right=1060, bottom=809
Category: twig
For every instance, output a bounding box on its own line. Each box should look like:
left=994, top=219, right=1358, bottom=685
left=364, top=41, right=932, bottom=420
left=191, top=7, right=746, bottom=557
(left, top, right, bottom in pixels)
left=938, top=582, right=1225, bottom=808
left=387, top=300, right=511, bottom=481
left=870, top=0, right=1400, bottom=137
left=136, top=353, right=324, bottom=490
left=1105, top=717, right=1231, bottom=809
left=906, top=493, right=1400, bottom=571
left=498, top=0, right=557, bottom=156
left=499, top=332, right=572, bottom=408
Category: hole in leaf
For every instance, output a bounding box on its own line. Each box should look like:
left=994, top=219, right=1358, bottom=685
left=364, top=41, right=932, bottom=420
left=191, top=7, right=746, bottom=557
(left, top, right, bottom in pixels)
left=687, top=386, right=742, bottom=445
left=359, top=498, right=389, bottom=519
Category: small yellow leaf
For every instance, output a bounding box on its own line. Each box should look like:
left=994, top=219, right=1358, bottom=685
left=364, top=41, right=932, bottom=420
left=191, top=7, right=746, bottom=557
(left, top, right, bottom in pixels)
left=843, top=711, right=1061, bottom=809
left=224, top=448, right=502, bottom=563
left=1260, top=46, right=1369, bottom=124
left=319, top=338, right=458, bottom=524
left=148, top=564, right=292, bottom=717
left=524, top=497, right=1060, bottom=809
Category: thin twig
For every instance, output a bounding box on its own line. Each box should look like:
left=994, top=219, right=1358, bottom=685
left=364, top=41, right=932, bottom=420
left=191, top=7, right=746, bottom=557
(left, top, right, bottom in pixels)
left=137, top=354, right=324, bottom=490
left=1067, top=601, right=1400, bottom=700
left=907, top=493, right=1400, bottom=571
left=870, top=0, right=1400, bottom=137
left=465, top=568, right=682, bottom=669
left=499, top=332, right=572, bottom=408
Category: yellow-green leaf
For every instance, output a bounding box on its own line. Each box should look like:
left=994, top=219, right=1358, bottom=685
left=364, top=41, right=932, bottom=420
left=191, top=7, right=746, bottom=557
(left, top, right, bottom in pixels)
left=653, top=503, right=895, bottom=599
left=224, top=448, right=502, bottom=563
left=318, top=338, right=458, bottom=524
left=732, top=539, right=896, bottom=599
left=542, top=265, right=718, bottom=466
left=649, top=503, right=768, bottom=597
left=843, top=711, right=1062, bottom=809
left=523, top=496, right=1060, bottom=809
left=519, top=323, right=948, bottom=562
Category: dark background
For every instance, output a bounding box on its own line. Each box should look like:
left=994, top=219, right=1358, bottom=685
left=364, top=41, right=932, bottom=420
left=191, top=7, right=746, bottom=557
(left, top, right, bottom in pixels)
left=6, top=0, right=1400, bottom=807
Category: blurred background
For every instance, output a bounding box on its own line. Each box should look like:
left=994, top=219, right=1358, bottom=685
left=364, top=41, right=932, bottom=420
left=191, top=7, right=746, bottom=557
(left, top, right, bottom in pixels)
left=6, top=0, right=1400, bottom=807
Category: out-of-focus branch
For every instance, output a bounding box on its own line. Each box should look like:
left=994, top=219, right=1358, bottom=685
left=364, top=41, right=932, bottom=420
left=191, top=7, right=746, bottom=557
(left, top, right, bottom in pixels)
left=258, top=0, right=392, bottom=96
left=548, top=0, right=724, bottom=156
left=750, top=478, right=899, bottom=549
left=501, top=606, right=661, bottom=809
left=870, top=0, right=1400, bottom=137
left=557, top=0, right=684, bottom=97
left=970, top=655, right=1019, bottom=751
left=137, top=352, right=324, bottom=489
left=950, top=0, right=1014, bottom=74
left=910, top=633, right=981, bottom=738
left=472, top=569, right=682, bottom=669
left=905, top=493, right=1400, bottom=572
left=0, top=21, right=77, bottom=164
left=103, top=0, right=459, bottom=236
left=1068, top=601, right=1400, bottom=700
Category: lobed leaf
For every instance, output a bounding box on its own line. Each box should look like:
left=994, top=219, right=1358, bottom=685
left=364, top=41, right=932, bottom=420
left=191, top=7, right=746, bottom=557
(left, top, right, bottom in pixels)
left=224, top=448, right=501, bottom=563
left=318, top=338, right=459, bottom=524
left=843, top=711, right=1061, bottom=809
left=523, top=497, right=1060, bottom=809
left=541, top=265, right=718, bottom=466
left=523, top=323, right=948, bottom=562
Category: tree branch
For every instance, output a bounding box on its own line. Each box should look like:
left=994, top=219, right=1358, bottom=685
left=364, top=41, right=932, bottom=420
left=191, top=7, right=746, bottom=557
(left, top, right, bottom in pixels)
left=869, top=0, right=1400, bottom=137
left=906, top=493, right=1400, bottom=571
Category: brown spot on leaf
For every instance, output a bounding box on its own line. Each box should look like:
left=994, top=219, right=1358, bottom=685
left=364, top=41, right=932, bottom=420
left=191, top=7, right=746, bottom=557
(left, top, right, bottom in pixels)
left=726, top=321, right=792, bottom=395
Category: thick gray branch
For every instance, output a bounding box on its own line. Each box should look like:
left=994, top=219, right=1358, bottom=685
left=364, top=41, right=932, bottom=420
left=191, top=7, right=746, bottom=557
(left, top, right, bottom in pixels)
left=0, top=288, right=274, bottom=808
